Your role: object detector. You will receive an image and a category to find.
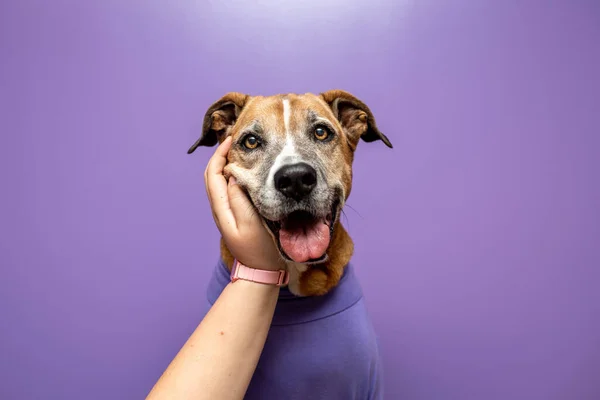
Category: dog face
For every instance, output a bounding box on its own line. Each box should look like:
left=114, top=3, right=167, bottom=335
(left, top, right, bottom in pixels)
left=189, top=90, right=392, bottom=265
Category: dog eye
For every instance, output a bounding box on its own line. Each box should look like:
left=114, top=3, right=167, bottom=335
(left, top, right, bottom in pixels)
left=242, top=135, right=260, bottom=150
left=314, top=127, right=331, bottom=141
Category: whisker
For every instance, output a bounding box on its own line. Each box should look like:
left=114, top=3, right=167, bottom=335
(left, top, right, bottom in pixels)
left=340, top=208, right=350, bottom=229
left=343, top=204, right=363, bottom=219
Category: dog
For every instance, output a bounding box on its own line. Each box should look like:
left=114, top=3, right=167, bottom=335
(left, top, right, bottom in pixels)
left=188, top=90, right=392, bottom=399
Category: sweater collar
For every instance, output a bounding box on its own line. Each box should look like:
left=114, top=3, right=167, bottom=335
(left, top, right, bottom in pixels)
left=206, top=260, right=363, bottom=326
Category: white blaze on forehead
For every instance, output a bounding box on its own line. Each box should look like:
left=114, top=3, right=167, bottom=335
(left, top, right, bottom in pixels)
left=279, top=98, right=297, bottom=162
left=265, top=98, right=302, bottom=192
left=282, top=98, right=291, bottom=135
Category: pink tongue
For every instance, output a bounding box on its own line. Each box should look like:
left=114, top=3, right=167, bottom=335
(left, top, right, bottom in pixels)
left=279, top=219, right=330, bottom=263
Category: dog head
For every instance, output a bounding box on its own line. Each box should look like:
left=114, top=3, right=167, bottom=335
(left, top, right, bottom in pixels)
left=188, top=90, right=392, bottom=265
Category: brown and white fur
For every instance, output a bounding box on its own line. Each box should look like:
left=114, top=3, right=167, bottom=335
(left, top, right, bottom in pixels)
left=188, top=90, right=392, bottom=297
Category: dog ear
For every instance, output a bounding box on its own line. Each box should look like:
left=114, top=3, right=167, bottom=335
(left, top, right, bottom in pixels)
left=320, top=89, right=392, bottom=149
left=187, top=92, right=250, bottom=154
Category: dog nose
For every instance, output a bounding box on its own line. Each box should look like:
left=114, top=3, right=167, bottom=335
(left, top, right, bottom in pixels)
left=274, top=163, right=317, bottom=200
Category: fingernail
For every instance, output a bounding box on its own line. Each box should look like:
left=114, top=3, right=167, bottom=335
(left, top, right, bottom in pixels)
left=229, top=177, right=237, bottom=186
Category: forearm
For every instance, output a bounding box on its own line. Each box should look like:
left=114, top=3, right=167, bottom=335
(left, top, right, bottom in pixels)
left=147, top=280, right=279, bottom=400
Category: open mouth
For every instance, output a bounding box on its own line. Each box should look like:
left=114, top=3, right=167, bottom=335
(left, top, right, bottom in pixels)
left=264, top=200, right=340, bottom=264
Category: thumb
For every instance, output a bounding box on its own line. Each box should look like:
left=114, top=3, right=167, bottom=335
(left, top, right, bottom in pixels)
left=227, top=177, right=260, bottom=226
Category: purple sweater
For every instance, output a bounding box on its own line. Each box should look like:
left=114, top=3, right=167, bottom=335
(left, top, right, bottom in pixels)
left=203, top=260, right=383, bottom=399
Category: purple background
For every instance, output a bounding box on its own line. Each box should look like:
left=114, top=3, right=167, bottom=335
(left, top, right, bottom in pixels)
left=1, top=1, right=599, bottom=399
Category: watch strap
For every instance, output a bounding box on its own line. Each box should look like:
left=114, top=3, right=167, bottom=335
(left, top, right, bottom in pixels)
left=230, top=260, right=289, bottom=286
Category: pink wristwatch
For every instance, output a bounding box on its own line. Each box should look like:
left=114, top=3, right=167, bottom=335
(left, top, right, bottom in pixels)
left=230, top=260, right=289, bottom=286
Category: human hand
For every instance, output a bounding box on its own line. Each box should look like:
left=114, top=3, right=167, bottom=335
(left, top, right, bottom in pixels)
left=204, top=136, right=285, bottom=271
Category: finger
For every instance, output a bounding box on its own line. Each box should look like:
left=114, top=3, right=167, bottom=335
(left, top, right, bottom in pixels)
left=206, top=137, right=236, bottom=228
left=203, top=152, right=214, bottom=211
left=204, top=138, right=232, bottom=224
left=204, top=166, right=213, bottom=210
left=205, top=136, right=233, bottom=210
left=204, top=136, right=232, bottom=185
left=227, top=177, right=260, bottom=227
